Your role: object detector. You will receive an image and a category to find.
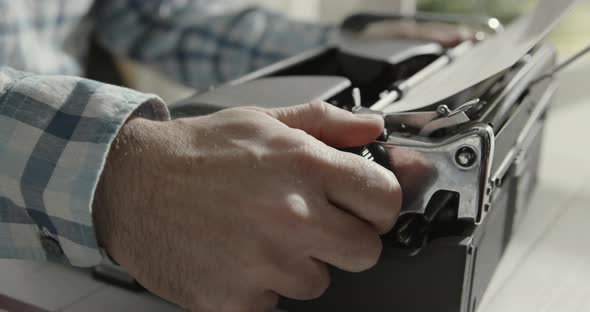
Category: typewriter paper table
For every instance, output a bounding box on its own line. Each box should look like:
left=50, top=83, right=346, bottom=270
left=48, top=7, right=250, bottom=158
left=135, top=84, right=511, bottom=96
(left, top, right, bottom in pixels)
left=1, top=60, right=590, bottom=312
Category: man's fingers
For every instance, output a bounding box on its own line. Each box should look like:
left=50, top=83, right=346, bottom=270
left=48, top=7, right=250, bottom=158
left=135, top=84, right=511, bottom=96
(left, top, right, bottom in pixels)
left=386, top=147, right=437, bottom=204
left=307, top=203, right=383, bottom=273
left=202, top=290, right=278, bottom=312
left=322, top=150, right=402, bottom=234
left=268, top=101, right=384, bottom=148
left=239, top=291, right=279, bottom=312
left=269, top=258, right=331, bottom=301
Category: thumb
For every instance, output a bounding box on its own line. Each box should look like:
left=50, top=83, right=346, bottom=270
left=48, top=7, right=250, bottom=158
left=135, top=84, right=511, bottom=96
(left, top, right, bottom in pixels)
left=268, top=101, right=384, bottom=148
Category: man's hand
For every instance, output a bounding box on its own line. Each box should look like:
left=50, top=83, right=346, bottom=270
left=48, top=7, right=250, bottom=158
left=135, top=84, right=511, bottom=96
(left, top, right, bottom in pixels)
left=93, top=102, right=402, bottom=312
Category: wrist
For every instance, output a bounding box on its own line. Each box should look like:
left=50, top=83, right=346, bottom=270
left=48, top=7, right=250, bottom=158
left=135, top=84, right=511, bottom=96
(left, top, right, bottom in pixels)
left=92, top=117, right=152, bottom=265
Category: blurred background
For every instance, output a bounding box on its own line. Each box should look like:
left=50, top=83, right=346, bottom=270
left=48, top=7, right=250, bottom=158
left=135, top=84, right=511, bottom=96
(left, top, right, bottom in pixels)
left=118, top=0, right=590, bottom=103
left=418, top=0, right=590, bottom=56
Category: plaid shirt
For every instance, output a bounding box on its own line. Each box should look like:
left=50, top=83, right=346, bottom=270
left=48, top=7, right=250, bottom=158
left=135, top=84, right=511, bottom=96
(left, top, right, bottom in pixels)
left=0, top=0, right=335, bottom=267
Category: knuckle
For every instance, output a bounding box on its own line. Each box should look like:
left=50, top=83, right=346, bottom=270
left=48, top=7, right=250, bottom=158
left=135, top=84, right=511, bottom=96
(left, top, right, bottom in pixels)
left=290, top=144, right=325, bottom=173
left=353, top=232, right=383, bottom=272
left=292, top=150, right=316, bottom=172
left=241, top=106, right=269, bottom=113
left=282, top=194, right=312, bottom=230
left=267, top=130, right=306, bottom=151
left=227, top=106, right=267, bottom=116
left=334, top=150, right=361, bottom=168
left=380, top=174, right=403, bottom=233
left=274, top=196, right=320, bottom=240
left=213, top=107, right=247, bottom=118
left=286, top=129, right=312, bottom=147
left=387, top=179, right=403, bottom=212
left=371, top=168, right=403, bottom=234
left=306, top=101, right=330, bottom=117
left=299, top=265, right=331, bottom=299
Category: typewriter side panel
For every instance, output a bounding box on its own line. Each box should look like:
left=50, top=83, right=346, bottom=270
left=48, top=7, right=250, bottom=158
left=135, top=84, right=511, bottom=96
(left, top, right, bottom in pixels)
left=468, top=71, right=552, bottom=311
left=468, top=174, right=514, bottom=312
left=468, top=116, right=547, bottom=312
left=511, top=120, right=545, bottom=231
left=280, top=237, right=473, bottom=312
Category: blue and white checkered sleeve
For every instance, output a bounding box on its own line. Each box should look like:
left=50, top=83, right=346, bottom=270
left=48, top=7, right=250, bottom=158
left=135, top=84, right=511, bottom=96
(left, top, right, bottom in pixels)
left=0, top=67, right=170, bottom=267
left=94, top=0, right=338, bottom=89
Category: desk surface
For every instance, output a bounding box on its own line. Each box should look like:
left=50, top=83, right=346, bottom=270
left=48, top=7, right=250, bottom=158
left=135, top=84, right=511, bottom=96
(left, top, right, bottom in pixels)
left=1, top=59, right=589, bottom=312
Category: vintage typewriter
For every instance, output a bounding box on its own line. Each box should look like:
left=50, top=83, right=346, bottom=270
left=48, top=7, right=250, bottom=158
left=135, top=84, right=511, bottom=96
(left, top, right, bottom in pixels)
left=96, top=0, right=586, bottom=311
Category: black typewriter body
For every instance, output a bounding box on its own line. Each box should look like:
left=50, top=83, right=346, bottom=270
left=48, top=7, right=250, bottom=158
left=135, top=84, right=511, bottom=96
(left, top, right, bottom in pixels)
left=169, top=12, right=557, bottom=311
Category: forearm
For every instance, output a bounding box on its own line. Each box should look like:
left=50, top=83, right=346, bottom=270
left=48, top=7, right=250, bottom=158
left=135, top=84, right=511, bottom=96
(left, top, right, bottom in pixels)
left=93, top=0, right=338, bottom=88
left=0, top=66, right=169, bottom=267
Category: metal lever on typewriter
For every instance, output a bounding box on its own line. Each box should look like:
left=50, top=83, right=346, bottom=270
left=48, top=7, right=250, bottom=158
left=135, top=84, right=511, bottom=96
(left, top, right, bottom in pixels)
left=533, top=43, right=590, bottom=84
left=352, top=89, right=481, bottom=137
left=345, top=90, right=487, bottom=254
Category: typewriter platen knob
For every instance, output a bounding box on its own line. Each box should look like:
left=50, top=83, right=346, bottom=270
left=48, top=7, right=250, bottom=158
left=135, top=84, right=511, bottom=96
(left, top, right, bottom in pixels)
left=344, top=142, right=429, bottom=254
left=362, top=142, right=393, bottom=171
